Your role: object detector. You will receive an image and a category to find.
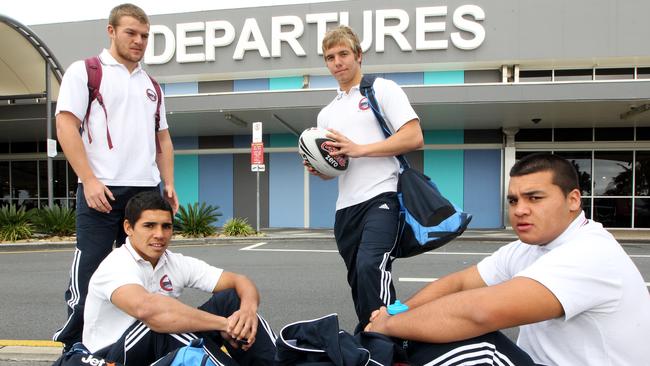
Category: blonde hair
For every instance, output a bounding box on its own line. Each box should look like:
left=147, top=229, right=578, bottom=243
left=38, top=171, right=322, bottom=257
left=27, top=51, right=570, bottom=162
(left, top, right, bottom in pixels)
left=109, top=3, right=149, bottom=27
left=322, top=25, right=362, bottom=59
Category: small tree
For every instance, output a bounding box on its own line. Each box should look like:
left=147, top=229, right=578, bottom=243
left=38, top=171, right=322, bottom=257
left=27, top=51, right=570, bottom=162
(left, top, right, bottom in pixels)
left=222, top=217, right=255, bottom=236
left=174, top=202, right=222, bottom=237
left=30, top=205, right=76, bottom=237
left=0, top=205, right=33, bottom=241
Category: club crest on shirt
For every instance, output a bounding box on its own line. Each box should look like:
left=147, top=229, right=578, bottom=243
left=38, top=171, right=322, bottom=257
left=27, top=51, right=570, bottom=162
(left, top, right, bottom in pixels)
left=159, top=274, right=173, bottom=292
left=146, top=88, right=157, bottom=102
left=358, top=97, right=370, bottom=111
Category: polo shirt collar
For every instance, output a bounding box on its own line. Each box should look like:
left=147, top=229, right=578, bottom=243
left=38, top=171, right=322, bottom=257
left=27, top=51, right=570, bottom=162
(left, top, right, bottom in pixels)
left=98, top=49, right=143, bottom=73
left=124, top=238, right=169, bottom=268
left=337, top=84, right=361, bottom=98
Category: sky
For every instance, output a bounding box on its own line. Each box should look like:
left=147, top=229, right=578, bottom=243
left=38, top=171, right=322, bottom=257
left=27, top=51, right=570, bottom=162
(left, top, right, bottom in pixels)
left=1, top=0, right=344, bottom=25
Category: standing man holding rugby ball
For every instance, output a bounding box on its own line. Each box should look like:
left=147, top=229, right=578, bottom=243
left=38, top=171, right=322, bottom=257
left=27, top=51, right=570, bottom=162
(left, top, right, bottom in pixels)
left=306, top=25, right=423, bottom=333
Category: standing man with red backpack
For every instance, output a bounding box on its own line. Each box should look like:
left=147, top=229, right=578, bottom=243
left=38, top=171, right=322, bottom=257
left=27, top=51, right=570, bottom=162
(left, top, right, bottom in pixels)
left=53, top=3, right=178, bottom=351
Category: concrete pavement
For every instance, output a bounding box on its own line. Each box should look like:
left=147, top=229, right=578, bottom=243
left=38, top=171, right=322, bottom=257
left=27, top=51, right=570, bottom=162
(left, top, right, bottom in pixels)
left=1, top=227, right=648, bottom=364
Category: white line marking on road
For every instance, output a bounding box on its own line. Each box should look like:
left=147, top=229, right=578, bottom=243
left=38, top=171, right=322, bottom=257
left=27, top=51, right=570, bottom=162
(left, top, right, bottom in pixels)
left=630, top=254, right=650, bottom=258
left=240, top=242, right=268, bottom=251
left=424, top=251, right=492, bottom=256
left=399, top=278, right=438, bottom=282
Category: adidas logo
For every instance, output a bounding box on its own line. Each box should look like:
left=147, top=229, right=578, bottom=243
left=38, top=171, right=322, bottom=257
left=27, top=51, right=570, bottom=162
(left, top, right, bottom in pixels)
left=379, top=203, right=390, bottom=210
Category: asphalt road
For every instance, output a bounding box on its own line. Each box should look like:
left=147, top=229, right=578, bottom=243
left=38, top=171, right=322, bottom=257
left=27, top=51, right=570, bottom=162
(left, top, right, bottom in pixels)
left=0, top=239, right=648, bottom=342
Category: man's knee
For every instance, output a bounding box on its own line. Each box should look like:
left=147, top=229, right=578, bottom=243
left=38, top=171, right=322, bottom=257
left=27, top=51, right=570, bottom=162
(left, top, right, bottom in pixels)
left=200, top=288, right=241, bottom=316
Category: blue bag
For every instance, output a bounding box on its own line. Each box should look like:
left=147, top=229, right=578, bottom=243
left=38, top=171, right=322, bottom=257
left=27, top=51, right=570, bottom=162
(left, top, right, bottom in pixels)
left=360, top=75, right=472, bottom=258
left=150, top=338, right=219, bottom=366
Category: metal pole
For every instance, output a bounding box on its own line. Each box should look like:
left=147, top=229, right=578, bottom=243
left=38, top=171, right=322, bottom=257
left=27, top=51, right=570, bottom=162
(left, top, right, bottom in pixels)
left=45, top=62, right=54, bottom=208
left=256, top=171, right=260, bottom=233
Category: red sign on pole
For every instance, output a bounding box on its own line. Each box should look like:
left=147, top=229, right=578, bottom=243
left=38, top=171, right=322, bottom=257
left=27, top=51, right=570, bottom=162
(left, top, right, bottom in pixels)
left=251, top=142, right=265, bottom=171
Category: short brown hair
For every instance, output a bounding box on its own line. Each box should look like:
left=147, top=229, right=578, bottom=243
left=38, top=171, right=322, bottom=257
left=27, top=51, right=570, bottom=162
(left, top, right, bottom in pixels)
left=510, top=153, right=580, bottom=196
left=322, top=25, right=362, bottom=59
left=109, top=3, right=149, bottom=27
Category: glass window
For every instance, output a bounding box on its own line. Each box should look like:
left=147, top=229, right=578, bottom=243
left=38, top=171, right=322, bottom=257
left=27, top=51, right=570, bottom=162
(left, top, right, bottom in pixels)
left=635, top=198, right=650, bottom=228
left=581, top=198, right=592, bottom=219
left=516, top=129, right=552, bottom=142
left=39, top=160, right=67, bottom=198
left=520, top=70, right=552, bottom=82
left=554, top=69, right=592, bottom=81
left=635, top=151, right=650, bottom=196
left=554, top=128, right=592, bottom=142
left=594, top=127, right=634, bottom=141
left=593, top=198, right=631, bottom=228
left=637, top=127, right=650, bottom=141
left=12, top=161, right=38, bottom=205
left=594, top=68, right=634, bottom=80
left=555, top=151, right=592, bottom=195
left=0, top=161, right=9, bottom=200
left=11, top=142, right=37, bottom=153
left=638, top=67, right=650, bottom=79
left=68, top=163, right=78, bottom=199
left=593, top=151, right=632, bottom=196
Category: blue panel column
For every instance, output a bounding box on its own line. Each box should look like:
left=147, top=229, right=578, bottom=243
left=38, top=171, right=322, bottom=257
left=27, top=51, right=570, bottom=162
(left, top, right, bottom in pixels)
left=464, top=150, right=502, bottom=228
left=423, top=131, right=464, bottom=208
left=199, top=155, right=233, bottom=227
left=173, top=137, right=199, bottom=208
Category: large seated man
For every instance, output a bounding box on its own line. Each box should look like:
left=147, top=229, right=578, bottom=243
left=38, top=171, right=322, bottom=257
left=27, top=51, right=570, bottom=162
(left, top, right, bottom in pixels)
left=81, top=191, right=276, bottom=365
left=366, top=153, right=650, bottom=365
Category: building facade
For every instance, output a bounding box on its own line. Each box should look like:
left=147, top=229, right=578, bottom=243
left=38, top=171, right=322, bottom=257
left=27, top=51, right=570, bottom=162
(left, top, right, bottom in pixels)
left=3, top=0, right=650, bottom=229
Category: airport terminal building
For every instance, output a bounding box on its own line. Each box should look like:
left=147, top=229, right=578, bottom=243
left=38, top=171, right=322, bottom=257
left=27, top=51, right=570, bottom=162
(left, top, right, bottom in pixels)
left=2, top=0, right=650, bottom=229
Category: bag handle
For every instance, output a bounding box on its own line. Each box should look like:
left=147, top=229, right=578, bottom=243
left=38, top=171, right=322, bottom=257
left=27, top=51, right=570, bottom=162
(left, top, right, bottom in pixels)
left=359, top=75, right=410, bottom=170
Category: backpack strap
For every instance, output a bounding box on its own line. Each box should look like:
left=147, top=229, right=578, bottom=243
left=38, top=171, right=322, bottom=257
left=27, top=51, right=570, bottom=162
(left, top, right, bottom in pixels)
left=83, top=56, right=113, bottom=149
left=147, top=74, right=163, bottom=154
left=359, top=75, right=409, bottom=169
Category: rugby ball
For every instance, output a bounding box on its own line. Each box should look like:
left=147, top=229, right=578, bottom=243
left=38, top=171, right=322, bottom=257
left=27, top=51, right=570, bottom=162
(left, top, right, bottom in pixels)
left=298, top=127, right=349, bottom=177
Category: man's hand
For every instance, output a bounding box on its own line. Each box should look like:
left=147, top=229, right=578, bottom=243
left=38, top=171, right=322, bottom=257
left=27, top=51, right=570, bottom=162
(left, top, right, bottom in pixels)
left=226, top=307, right=258, bottom=350
left=325, top=128, right=366, bottom=158
left=162, top=184, right=179, bottom=213
left=365, top=307, right=391, bottom=335
left=302, top=160, right=334, bottom=180
left=83, top=177, right=114, bottom=213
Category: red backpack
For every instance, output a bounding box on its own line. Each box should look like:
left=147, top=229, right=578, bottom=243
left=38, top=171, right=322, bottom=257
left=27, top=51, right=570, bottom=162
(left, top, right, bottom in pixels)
left=82, top=56, right=163, bottom=152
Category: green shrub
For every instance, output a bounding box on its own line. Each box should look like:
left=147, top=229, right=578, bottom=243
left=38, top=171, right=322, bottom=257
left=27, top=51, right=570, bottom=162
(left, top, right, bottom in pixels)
left=30, top=205, right=76, bottom=236
left=175, top=202, right=222, bottom=237
left=222, top=217, right=255, bottom=236
left=0, top=205, right=33, bottom=241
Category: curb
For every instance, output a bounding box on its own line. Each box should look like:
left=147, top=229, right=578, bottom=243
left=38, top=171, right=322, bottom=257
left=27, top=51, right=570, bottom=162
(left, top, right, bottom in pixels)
left=1, top=231, right=649, bottom=252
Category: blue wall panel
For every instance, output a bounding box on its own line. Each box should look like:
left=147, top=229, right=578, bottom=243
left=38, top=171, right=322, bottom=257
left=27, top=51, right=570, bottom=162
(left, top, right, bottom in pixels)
left=270, top=76, right=303, bottom=90
left=164, top=82, right=198, bottom=95
left=199, top=155, right=233, bottom=227
left=234, top=78, right=269, bottom=91
left=423, top=130, right=464, bottom=208
left=269, top=153, right=304, bottom=227
left=423, top=71, right=464, bottom=85
left=309, top=175, right=337, bottom=228
left=464, top=150, right=502, bottom=228
left=384, top=72, right=423, bottom=85
left=172, top=137, right=199, bottom=208
left=309, top=75, right=338, bottom=88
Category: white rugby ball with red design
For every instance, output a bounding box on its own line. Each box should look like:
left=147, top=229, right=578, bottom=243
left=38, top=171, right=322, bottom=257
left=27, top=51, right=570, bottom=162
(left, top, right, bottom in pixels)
left=298, top=127, right=349, bottom=177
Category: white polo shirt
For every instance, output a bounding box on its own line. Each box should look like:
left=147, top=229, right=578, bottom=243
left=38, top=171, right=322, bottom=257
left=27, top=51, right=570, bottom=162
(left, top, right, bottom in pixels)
left=477, top=212, right=650, bottom=366
left=83, top=239, right=223, bottom=353
left=56, top=49, right=168, bottom=187
left=317, top=77, right=419, bottom=210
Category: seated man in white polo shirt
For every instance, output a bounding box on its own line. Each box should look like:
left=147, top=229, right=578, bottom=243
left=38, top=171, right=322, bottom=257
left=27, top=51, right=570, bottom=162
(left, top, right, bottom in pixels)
left=81, top=191, right=276, bottom=365
left=365, top=153, right=650, bottom=366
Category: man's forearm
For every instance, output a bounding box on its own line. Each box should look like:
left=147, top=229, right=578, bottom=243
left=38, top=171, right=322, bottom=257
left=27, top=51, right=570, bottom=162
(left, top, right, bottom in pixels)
left=380, top=289, right=498, bottom=343
left=156, top=130, right=175, bottom=186
left=140, top=293, right=227, bottom=334
left=405, top=266, right=486, bottom=310
left=360, top=119, right=423, bottom=157
left=56, top=113, right=96, bottom=182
